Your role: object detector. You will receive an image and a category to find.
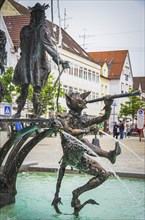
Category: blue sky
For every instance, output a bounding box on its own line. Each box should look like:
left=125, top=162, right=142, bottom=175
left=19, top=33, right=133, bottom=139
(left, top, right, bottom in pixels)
left=18, top=0, right=144, bottom=77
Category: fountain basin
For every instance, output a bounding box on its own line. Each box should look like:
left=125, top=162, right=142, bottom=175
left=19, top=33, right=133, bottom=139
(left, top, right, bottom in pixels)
left=0, top=172, right=144, bottom=220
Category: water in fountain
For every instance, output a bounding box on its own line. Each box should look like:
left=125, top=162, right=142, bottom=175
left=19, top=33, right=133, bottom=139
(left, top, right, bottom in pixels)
left=0, top=172, right=144, bottom=220
left=61, top=130, right=143, bottom=206
left=96, top=129, right=144, bottom=205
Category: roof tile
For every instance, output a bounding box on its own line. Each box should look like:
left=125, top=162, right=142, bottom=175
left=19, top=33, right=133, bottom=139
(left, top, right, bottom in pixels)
left=88, top=50, right=128, bottom=79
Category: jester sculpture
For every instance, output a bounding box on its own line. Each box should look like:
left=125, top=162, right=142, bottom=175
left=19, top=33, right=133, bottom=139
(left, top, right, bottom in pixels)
left=50, top=91, right=121, bottom=216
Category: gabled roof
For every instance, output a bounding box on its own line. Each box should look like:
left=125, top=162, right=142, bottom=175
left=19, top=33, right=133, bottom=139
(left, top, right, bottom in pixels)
left=3, top=15, right=94, bottom=61
left=88, top=50, right=128, bottom=79
left=133, top=77, right=145, bottom=92
left=3, top=0, right=30, bottom=15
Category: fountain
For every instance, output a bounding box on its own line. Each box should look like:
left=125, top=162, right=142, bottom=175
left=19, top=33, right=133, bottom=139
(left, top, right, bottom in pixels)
left=0, top=172, right=144, bottom=220
left=0, top=2, right=143, bottom=218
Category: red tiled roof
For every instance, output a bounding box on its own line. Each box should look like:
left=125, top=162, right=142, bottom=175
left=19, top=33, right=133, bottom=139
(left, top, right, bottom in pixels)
left=4, top=15, right=94, bottom=61
left=133, top=77, right=145, bottom=92
left=7, top=0, right=30, bottom=15
left=3, top=16, right=30, bottom=49
left=88, top=50, right=128, bottom=79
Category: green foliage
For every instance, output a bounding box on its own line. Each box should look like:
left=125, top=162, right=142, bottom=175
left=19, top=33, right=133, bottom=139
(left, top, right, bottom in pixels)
left=0, top=67, right=19, bottom=103
left=27, top=74, right=66, bottom=115
left=1, top=68, right=65, bottom=114
left=119, top=89, right=145, bottom=120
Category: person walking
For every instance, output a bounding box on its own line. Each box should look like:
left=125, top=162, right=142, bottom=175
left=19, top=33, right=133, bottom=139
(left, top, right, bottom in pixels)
left=113, top=122, right=119, bottom=139
left=119, top=121, right=124, bottom=139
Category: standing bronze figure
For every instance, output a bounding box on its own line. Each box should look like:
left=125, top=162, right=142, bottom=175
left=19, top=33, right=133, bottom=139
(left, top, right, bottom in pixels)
left=51, top=91, right=121, bottom=216
left=0, top=29, right=6, bottom=101
left=12, top=3, right=69, bottom=118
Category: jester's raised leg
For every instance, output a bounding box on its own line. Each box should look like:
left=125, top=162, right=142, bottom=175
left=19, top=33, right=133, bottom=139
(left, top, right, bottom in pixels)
left=82, top=138, right=121, bottom=164
left=51, top=163, right=67, bottom=214
left=71, top=155, right=109, bottom=216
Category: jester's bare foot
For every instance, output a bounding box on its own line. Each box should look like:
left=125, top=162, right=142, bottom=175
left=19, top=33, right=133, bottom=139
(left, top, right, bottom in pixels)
left=72, top=197, right=99, bottom=216
left=51, top=196, right=62, bottom=214
left=109, top=142, right=121, bottom=164
left=71, top=194, right=99, bottom=216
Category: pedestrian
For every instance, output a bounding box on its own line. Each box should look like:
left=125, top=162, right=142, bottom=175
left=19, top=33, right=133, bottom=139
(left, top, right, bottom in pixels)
left=12, top=3, right=69, bottom=118
left=119, top=121, right=124, bottom=139
left=126, top=123, right=131, bottom=138
left=138, top=128, right=143, bottom=142
left=113, top=122, right=119, bottom=139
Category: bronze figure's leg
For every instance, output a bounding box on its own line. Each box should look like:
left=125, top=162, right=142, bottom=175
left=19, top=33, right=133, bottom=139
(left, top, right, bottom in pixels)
left=33, top=86, right=41, bottom=117
left=71, top=155, right=109, bottom=216
left=14, top=85, right=29, bottom=118
left=82, top=138, right=121, bottom=164
left=51, top=163, right=67, bottom=214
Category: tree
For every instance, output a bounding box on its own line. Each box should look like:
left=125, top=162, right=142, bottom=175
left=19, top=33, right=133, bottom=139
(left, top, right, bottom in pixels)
left=1, top=67, right=65, bottom=115
left=0, top=67, right=19, bottom=103
left=119, top=90, right=145, bottom=124
left=27, top=74, right=65, bottom=115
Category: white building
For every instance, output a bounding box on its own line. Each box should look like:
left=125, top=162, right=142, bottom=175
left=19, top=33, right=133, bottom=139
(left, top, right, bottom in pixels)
left=89, top=50, right=133, bottom=131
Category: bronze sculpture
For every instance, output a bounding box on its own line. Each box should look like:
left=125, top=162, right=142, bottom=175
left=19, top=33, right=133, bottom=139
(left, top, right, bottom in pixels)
left=0, top=1, right=142, bottom=215
left=50, top=91, right=121, bottom=216
left=0, top=29, right=6, bottom=102
left=0, top=29, right=6, bottom=74
left=12, top=3, right=69, bottom=118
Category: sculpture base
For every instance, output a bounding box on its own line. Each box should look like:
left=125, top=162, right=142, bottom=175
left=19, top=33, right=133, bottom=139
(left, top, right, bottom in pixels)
left=0, top=192, right=15, bottom=209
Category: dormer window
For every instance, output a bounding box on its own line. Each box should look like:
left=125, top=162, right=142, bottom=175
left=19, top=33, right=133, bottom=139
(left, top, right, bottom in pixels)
left=125, top=74, right=128, bottom=81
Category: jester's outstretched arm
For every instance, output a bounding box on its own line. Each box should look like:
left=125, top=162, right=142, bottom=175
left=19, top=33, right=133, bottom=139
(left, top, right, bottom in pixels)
left=51, top=162, right=67, bottom=214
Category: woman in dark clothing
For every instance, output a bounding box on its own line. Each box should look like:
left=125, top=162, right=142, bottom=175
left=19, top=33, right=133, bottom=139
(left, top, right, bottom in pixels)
left=113, top=122, right=119, bottom=139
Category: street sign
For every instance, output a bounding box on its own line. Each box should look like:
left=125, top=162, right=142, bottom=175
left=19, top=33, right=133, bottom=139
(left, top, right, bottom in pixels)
left=4, top=105, right=11, bottom=115
left=137, top=109, right=144, bottom=129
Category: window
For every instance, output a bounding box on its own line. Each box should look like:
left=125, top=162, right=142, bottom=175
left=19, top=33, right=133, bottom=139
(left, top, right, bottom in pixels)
left=74, top=64, right=78, bottom=77
left=88, top=70, right=91, bottom=81
left=126, top=84, right=128, bottom=93
left=83, top=68, right=87, bottom=80
left=69, top=86, right=73, bottom=93
left=125, top=74, right=128, bottom=81
left=79, top=67, right=83, bottom=78
left=92, top=72, right=95, bottom=82
left=74, top=87, right=78, bottom=92
left=69, top=63, right=73, bottom=75
left=96, top=72, right=99, bottom=83
left=121, top=83, right=124, bottom=93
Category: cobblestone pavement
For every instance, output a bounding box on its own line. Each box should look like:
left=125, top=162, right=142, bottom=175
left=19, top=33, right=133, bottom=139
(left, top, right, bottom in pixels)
left=0, top=131, right=144, bottom=174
